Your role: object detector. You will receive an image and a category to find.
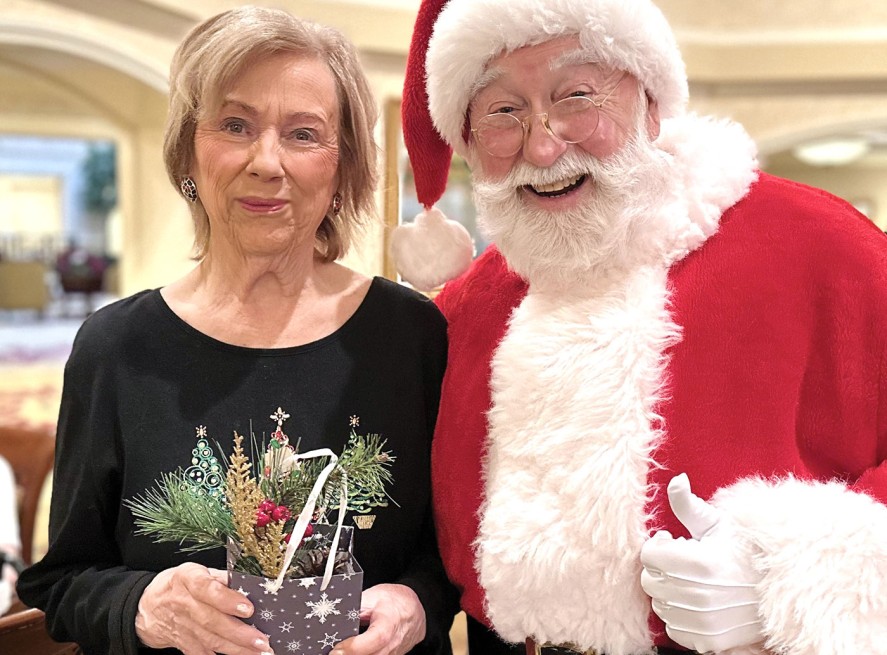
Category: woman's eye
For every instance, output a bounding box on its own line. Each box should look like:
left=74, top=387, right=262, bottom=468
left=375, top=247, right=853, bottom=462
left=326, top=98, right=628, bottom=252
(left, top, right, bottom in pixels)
left=493, top=106, right=517, bottom=115
left=290, top=128, right=317, bottom=143
left=221, top=119, right=247, bottom=134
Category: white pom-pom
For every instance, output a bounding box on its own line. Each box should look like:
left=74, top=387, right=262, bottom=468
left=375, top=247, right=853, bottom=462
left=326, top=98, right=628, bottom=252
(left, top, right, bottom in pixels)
left=389, top=206, right=474, bottom=291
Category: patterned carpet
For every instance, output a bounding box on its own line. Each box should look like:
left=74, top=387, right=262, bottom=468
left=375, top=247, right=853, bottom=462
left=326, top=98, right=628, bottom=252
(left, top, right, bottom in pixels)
left=0, top=318, right=76, bottom=430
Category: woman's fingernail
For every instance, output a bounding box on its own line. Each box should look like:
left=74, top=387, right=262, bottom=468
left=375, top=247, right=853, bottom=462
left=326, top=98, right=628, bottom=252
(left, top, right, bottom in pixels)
left=238, top=603, right=252, bottom=617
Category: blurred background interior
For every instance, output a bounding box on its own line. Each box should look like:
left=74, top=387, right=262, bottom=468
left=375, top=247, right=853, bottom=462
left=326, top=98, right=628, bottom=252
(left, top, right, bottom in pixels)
left=2, top=0, right=887, bottom=650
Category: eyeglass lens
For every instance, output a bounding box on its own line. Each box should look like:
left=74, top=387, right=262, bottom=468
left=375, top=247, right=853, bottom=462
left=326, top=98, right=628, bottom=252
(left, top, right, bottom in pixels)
left=474, top=96, right=602, bottom=157
left=549, top=97, right=600, bottom=142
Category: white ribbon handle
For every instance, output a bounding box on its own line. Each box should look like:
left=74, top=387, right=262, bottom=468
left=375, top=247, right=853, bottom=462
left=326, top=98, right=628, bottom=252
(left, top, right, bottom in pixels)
left=323, top=472, right=348, bottom=591
left=262, top=448, right=348, bottom=593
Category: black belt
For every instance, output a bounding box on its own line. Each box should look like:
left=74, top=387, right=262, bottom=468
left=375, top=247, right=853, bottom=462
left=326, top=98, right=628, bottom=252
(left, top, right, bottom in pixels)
left=526, top=637, right=692, bottom=655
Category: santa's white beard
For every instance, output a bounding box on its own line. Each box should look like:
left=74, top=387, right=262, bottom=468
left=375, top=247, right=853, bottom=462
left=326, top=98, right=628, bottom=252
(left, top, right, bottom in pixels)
left=472, top=122, right=676, bottom=289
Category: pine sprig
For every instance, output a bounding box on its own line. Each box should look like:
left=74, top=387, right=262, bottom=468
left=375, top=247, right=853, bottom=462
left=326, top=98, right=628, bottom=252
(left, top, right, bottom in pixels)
left=325, top=432, right=396, bottom=514
left=272, top=432, right=395, bottom=519
left=124, top=471, right=233, bottom=552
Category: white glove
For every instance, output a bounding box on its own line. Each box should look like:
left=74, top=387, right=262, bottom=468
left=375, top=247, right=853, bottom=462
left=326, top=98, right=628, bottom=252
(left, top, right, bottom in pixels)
left=640, top=474, right=764, bottom=653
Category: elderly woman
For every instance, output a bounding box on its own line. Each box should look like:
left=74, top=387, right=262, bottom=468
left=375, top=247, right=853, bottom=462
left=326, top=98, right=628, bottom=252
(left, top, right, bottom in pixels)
left=17, top=7, right=456, bottom=655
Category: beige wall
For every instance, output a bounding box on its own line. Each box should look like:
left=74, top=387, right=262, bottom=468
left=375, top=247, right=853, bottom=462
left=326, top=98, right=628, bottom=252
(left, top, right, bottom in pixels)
left=2, top=0, right=887, bottom=295
left=0, top=175, right=63, bottom=237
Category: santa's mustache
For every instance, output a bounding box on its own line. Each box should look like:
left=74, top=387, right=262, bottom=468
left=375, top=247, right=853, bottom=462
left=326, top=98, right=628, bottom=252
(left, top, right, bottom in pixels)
left=473, top=136, right=656, bottom=210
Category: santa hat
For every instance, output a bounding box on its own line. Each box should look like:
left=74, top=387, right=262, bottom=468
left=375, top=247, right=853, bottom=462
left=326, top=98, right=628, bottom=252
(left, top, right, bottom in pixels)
left=391, top=0, right=688, bottom=290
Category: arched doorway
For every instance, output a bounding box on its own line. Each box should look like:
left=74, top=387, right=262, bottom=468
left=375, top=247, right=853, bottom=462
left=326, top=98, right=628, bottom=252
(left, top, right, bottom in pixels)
left=0, top=16, right=193, bottom=299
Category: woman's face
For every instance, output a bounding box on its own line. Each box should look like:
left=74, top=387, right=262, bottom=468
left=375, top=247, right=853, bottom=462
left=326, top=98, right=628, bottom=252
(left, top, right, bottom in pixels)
left=192, top=52, right=340, bottom=259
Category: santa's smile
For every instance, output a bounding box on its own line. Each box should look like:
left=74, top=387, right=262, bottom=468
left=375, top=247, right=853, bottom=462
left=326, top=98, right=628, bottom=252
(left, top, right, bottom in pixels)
left=524, top=174, right=587, bottom=197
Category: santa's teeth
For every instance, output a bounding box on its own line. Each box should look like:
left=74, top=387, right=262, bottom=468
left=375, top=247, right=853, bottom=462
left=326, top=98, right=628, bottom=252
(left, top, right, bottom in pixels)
left=531, top=175, right=582, bottom=193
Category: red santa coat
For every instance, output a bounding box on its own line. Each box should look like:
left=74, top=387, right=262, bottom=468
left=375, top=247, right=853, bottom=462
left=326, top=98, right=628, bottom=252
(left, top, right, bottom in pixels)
left=432, top=116, right=887, bottom=655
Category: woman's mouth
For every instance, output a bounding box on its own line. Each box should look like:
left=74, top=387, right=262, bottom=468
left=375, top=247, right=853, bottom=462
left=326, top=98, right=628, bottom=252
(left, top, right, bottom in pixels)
left=524, top=174, right=587, bottom=198
left=238, top=197, right=287, bottom=213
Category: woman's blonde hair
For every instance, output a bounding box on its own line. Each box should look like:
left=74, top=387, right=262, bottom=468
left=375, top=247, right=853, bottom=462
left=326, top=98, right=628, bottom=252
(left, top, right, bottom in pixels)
left=163, top=6, right=379, bottom=261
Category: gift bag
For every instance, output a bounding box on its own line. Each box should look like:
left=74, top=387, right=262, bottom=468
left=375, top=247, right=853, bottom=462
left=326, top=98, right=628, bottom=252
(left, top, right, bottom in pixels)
left=228, top=447, right=363, bottom=654
left=228, top=524, right=363, bottom=654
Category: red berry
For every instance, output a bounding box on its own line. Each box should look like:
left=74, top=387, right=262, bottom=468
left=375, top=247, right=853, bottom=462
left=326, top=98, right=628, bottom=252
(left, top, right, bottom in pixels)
left=271, top=505, right=291, bottom=522
left=304, top=524, right=314, bottom=537
left=258, top=500, right=276, bottom=513
left=255, top=511, right=271, bottom=528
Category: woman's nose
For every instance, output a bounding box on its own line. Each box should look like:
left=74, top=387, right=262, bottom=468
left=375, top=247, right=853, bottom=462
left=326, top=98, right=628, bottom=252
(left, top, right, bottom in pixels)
left=247, top=132, right=285, bottom=179
left=521, top=116, right=568, bottom=168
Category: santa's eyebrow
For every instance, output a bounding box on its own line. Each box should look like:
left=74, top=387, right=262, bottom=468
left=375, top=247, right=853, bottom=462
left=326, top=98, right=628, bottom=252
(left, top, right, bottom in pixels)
left=551, top=48, right=597, bottom=69
left=469, top=66, right=504, bottom=98
left=551, top=49, right=621, bottom=84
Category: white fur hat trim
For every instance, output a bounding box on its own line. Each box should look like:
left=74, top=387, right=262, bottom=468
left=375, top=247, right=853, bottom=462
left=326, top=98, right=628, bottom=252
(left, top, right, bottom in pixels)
left=389, top=206, right=475, bottom=291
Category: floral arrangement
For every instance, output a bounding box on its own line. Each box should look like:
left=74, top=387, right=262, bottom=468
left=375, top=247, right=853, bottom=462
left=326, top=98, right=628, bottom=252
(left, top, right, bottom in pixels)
left=125, top=407, right=394, bottom=580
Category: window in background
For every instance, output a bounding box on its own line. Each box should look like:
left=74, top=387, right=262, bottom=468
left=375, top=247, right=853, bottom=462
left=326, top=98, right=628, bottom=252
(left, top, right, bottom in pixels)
left=0, top=135, right=117, bottom=263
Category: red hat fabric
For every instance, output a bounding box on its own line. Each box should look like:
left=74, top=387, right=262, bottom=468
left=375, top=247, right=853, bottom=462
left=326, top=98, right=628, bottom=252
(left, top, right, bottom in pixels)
left=391, top=0, right=474, bottom=291
left=402, top=0, right=452, bottom=209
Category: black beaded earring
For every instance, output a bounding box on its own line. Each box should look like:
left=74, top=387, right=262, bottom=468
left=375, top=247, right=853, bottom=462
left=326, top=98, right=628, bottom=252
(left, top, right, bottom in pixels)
left=180, top=177, right=198, bottom=203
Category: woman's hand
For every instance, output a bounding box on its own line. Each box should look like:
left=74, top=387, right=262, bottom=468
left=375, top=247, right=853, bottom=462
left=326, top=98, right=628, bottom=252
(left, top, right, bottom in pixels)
left=331, top=583, right=426, bottom=655
left=135, top=563, right=273, bottom=655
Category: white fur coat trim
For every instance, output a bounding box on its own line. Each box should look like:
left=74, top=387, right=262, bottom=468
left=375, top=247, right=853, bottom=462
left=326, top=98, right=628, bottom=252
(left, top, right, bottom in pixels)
left=712, top=477, right=887, bottom=655
left=652, top=113, right=759, bottom=266
left=477, top=116, right=758, bottom=652
left=478, top=266, right=679, bottom=653
left=427, top=0, right=687, bottom=156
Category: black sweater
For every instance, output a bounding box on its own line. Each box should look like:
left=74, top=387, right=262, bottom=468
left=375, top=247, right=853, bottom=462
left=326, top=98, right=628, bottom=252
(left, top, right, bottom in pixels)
left=18, top=278, right=457, bottom=654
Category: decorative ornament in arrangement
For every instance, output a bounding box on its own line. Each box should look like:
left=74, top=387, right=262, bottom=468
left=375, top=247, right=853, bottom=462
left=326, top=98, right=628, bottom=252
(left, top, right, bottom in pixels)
left=125, top=407, right=395, bottom=655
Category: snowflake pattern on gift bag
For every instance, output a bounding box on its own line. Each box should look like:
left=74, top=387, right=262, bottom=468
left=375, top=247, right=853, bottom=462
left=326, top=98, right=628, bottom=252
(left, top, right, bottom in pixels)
left=229, top=524, right=363, bottom=655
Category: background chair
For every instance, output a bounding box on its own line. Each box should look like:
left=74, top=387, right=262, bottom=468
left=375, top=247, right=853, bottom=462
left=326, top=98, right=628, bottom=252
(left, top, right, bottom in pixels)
left=0, top=426, right=80, bottom=653
left=0, top=607, right=80, bottom=654
left=0, top=425, right=55, bottom=565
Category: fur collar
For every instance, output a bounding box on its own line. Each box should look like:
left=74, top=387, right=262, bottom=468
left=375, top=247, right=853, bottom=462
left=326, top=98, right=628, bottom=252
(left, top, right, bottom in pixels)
left=646, top=113, right=759, bottom=269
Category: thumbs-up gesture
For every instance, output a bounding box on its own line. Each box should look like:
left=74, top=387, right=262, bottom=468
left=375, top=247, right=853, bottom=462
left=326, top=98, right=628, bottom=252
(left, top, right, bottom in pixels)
left=640, top=474, right=765, bottom=653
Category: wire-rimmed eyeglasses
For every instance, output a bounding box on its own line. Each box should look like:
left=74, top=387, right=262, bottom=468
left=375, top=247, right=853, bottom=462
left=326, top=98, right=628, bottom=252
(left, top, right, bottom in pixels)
left=470, top=72, right=628, bottom=158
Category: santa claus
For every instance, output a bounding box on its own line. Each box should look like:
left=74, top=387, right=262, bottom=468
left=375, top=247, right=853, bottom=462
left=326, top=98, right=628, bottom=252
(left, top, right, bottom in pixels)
left=391, top=1, right=887, bottom=654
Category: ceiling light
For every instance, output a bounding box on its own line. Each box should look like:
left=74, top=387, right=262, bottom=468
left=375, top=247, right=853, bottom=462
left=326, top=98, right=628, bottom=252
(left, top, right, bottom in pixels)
left=792, top=137, right=870, bottom=167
